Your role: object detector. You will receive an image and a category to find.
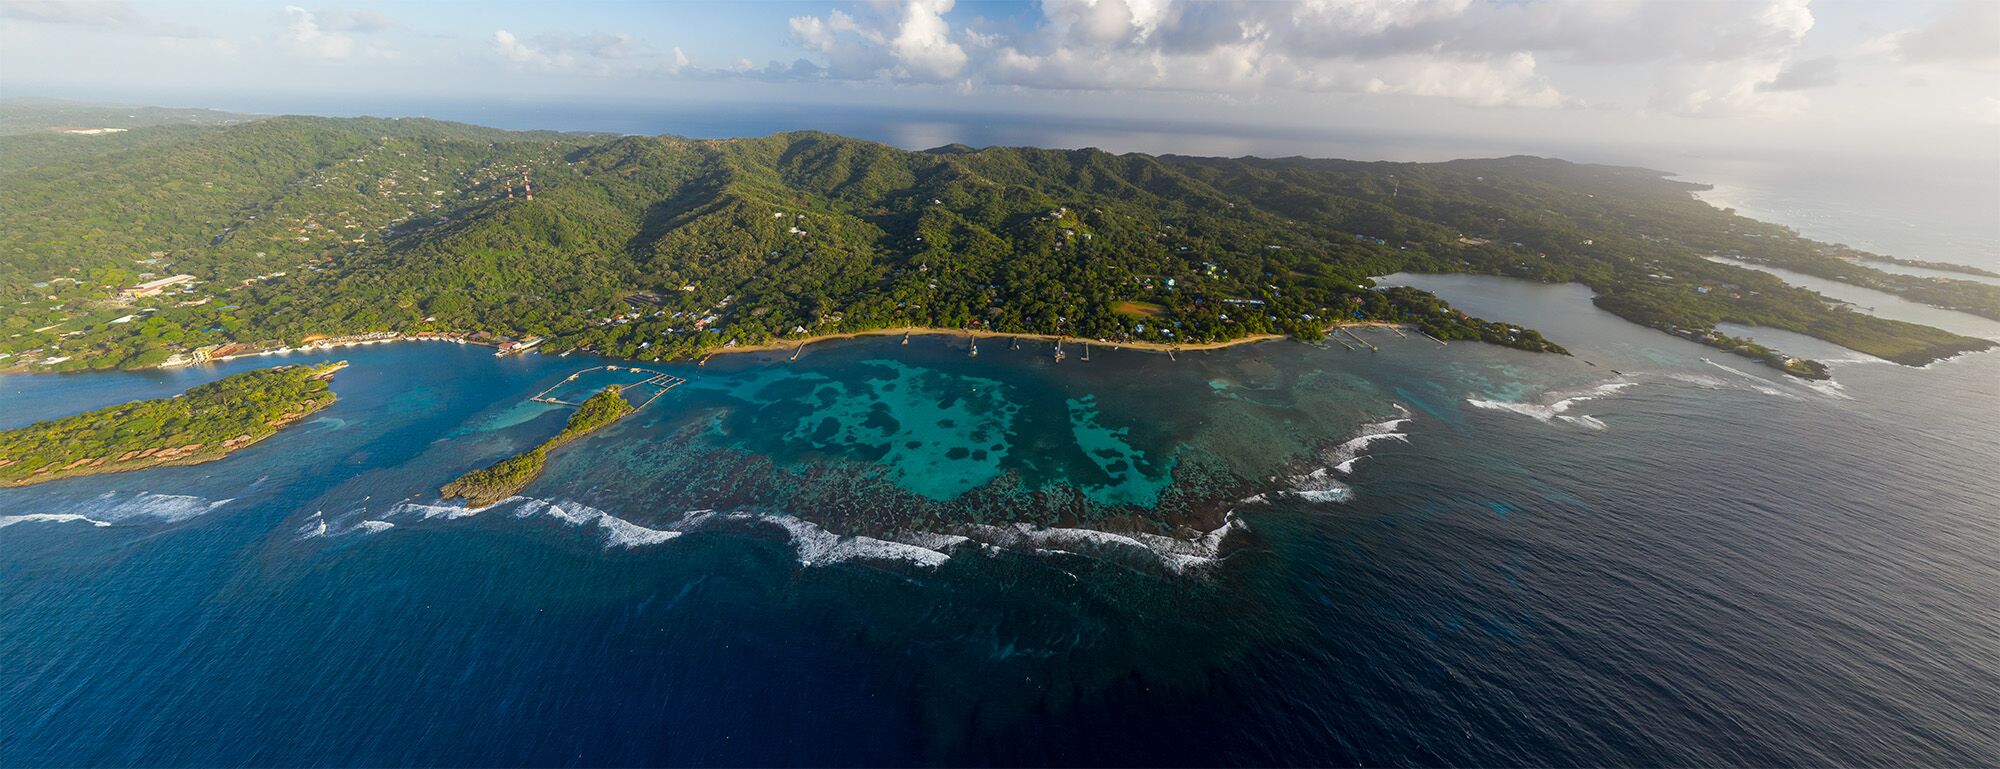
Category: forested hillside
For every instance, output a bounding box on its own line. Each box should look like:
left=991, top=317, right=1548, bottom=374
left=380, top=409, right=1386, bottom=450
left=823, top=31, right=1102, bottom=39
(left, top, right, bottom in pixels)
left=0, top=361, right=343, bottom=486
left=2, top=111, right=1991, bottom=377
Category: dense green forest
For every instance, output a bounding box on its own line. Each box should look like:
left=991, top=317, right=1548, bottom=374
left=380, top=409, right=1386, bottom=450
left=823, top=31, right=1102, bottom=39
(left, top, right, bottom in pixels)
left=1, top=109, right=1992, bottom=378
left=441, top=386, right=634, bottom=507
left=0, top=361, right=342, bottom=485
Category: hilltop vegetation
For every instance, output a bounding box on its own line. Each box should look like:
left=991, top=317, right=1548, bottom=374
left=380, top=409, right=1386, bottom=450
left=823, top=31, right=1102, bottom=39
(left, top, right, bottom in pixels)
left=0, top=361, right=343, bottom=486
left=1, top=110, right=1991, bottom=377
left=441, top=386, right=634, bottom=507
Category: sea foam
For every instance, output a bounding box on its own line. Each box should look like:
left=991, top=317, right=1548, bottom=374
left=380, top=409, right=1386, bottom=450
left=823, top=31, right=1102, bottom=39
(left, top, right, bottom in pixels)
left=1467, top=380, right=1636, bottom=430
left=1699, top=359, right=1802, bottom=399
left=953, top=514, right=1241, bottom=574
left=725, top=512, right=957, bottom=568
left=327, top=493, right=1242, bottom=574
left=0, top=513, right=113, bottom=530
left=510, top=497, right=683, bottom=549
left=1267, top=405, right=1413, bottom=503
left=0, top=492, right=236, bottom=535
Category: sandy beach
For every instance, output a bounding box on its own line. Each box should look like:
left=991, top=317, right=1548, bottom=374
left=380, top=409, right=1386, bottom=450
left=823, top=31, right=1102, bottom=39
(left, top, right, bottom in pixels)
left=696, top=322, right=1417, bottom=360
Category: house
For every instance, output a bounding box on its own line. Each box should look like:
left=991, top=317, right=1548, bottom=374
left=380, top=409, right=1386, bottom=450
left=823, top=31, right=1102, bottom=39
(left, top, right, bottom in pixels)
left=119, top=274, right=196, bottom=299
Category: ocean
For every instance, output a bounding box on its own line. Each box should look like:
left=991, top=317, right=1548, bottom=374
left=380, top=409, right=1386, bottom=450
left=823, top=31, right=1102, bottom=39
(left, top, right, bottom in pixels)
left=4, top=265, right=1997, bottom=765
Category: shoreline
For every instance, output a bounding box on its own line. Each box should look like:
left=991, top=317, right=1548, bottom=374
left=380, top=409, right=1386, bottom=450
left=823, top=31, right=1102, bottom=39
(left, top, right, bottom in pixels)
left=694, top=322, right=1420, bottom=361
left=1, top=377, right=340, bottom=488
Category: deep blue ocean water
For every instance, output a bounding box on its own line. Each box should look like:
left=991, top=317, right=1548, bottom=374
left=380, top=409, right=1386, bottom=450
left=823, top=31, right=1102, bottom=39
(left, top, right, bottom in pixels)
left=3, top=275, right=1997, bottom=766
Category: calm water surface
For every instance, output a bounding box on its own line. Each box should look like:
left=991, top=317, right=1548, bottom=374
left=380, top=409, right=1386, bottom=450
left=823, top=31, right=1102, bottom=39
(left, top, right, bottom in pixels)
left=3, top=276, right=1997, bottom=766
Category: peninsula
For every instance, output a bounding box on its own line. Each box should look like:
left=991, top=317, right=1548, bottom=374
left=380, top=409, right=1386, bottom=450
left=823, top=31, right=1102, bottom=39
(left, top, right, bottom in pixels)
left=441, top=386, right=635, bottom=507
left=1, top=109, right=1991, bottom=379
left=0, top=361, right=344, bottom=487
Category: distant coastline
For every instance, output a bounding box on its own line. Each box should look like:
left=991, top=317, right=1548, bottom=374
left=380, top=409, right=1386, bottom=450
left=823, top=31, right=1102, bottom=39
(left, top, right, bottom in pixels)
left=0, top=322, right=1429, bottom=377
left=690, top=322, right=1423, bottom=361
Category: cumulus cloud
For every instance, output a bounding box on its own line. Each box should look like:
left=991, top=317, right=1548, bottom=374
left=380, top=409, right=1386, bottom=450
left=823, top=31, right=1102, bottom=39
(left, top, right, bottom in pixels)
left=493, top=29, right=570, bottom=69
left=0, top=0, right=136, bottom=28
left=779, top=0, right=1823, bottom=111
left=317, top=9, right=392, bottom=34
left=285, top=6, right=353, bottom=60
left=492, top=30, right=661, bottom=71
left=1759, top=56, right=1837, bottom=92
left=1, top=0, right=202, bottom=37
left=887, top=0, right=967, bottom=80
left=1872, top=1, right=2000, bottom=70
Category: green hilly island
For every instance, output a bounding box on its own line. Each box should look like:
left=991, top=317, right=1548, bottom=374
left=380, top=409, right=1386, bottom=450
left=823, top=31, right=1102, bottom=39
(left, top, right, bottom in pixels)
left=0, top=361, right=343, bottom=486
left=2, top=108, right=1993, bottom=378
left=441, top=385, right=635, bottom=508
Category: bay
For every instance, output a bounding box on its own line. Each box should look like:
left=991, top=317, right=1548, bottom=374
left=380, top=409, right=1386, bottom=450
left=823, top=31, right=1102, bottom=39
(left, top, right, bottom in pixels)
left=4, top=271, right=1997, bottom=765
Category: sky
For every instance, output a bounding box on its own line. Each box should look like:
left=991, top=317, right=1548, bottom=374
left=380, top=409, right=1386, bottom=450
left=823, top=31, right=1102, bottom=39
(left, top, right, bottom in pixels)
left=2, top=0, right=1997, bottom=165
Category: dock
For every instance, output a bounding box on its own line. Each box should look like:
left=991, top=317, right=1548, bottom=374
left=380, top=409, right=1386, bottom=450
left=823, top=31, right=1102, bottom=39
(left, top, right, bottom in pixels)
left=1340, top=327, right=1379, bottom=352
left=529, top=364, right=686, bottom=410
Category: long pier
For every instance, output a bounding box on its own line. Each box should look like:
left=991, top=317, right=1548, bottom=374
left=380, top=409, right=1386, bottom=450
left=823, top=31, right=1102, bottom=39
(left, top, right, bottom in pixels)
left=1340, top=327, right=1379, bottom=352
left=530, top=365, right=686, bottom=410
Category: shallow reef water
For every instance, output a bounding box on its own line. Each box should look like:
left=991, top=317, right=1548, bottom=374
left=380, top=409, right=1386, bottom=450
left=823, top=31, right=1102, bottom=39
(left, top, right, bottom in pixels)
left=4, top=275, right=1998, bottom=766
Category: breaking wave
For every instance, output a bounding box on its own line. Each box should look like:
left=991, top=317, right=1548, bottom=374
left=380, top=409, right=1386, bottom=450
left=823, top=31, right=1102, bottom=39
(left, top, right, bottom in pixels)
left=390, top=498, right=487, bottom=520
left=2, top=491, right=236, bottom=534
left=297, top=509, right=399, bottom=539
left=1467, top=381, right=1636, bottom=430
left=310, top=494, right=1240, bottom=574
left=725, top=512, right=957, bottom=568
left=1256, top=405, right=1413, bottom=504
left=1326, top=406, right=1413, bottom=474
left=0, top=513, right=113, bottom=530
left=1700, top=359, right=1803, bottom=399
left=1281, top=468, right=1354, bottom=503
left=510, top=498, right=682, bottom=549
left=953, top=514, right=1242, bottom=574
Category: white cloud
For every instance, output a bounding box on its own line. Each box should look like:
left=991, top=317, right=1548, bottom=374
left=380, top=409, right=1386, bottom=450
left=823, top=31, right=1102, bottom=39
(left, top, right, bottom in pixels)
left=491, top=30, right=664, bottom=73
left=314, top=8, right=391, bottom=34
left=887, top=0, right=966, bottom=81
left=779, top=0, right=1823, bottom=111
left=285, top=5, right=353, bottom=60
left=493, top=29, right=571, bottom=69
left=0, top=0, right=136, bottom=29
left=1871, top=1, right=2000, bottom=70
left=0, top=0, right=203, bottom=37
left=1759, top=56, right=1838, bottom=93
left=590, top=32, right=636, bottom=59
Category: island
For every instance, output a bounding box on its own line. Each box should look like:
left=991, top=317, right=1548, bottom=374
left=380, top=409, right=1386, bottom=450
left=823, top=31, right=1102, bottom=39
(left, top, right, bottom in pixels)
left=0, top=361, right=344, bottom=487
left=440, top=386, right=635, bottom=507
left=1, top=109, right=1991, bottom=379
left=1856, top=254, right=2000, bottom=281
